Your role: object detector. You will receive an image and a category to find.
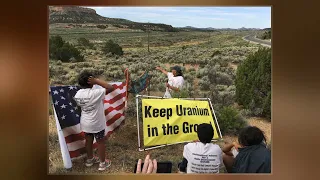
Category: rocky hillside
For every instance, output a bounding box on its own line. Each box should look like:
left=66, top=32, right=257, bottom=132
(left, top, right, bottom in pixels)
left=49, top=6, right=178, bottom=32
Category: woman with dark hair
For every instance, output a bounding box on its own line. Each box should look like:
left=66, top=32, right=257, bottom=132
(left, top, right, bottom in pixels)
left=155, top=65, right=184, bottom=98
left=222, top=126, right=271, bottom=173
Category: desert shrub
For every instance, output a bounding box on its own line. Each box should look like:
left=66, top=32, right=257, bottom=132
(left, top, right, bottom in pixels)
left=188, top=67, right=196, bottom=72
left=66, top=71, right=78, bottom=85
left=49, top=35, right=84, bottom=62
left=49, top=66, right=68, bottom=79
left=216, top=72, right=233, bottom=86
left=183, top=73, right=193, bottom=82
left=211, top=50, right=221, bottom=58
left=102, top=40, right=123, bottom=56
left=235, top=47, right=271, bottom=120
left=69, top=64, right=76, bottom=69
left=239, top=109, right=252, bottom=117
left=199, top=76, right=210, bottom=91
left=77, top=37, right=94, bottom=49
left=59, top=42, right=84, bottom=62
left=220, top=60, right=229, bottom=67
left=78, top=62, right=93, bottom=68
left=97, top=24, right=107, bottom=29
left=171, top=88, right=189, bottom=98
left=208, top=85, right=235, bottom=108
left=205, top=67, right=233, bottom=86
left=216, top=106, right=247, bottom=135
left=51, top=79, right=63, bottom=85
left=196, top=68, right=208, bottom=78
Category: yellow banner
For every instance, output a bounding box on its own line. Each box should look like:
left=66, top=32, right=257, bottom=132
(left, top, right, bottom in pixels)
left=142, top=98, right=221, bottom=147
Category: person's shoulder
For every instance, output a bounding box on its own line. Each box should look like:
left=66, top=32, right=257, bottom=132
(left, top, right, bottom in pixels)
left=209, top=143, right=223, bottom=152
left=74, top=89, right=85, bottom=96
left=92, top=85, right=106, bottom=92
left=185, top=142, right=197, bottom=149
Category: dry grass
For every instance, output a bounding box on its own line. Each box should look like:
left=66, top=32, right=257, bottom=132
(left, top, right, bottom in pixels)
left=48, top=114, right=271, bottom=174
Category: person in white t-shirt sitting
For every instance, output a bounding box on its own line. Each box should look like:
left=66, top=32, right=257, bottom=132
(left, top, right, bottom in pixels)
left=178, top=123, right=224, bottom=174
left=155, top=65, right=184, bottom=98
left=74, top=71, right=114, bottom=171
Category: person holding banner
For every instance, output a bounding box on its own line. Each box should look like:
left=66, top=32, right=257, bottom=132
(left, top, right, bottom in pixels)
left=155, top=65, right=184, bottom=98
left=74, top=71, right=114, bottom=171
left=178, top=123, right=223, bottom=174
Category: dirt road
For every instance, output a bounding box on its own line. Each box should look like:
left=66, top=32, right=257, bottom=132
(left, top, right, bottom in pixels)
left=243, top=35, right=271, bottom=47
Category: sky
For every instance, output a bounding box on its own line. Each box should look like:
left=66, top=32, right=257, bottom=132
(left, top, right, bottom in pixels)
left=86, top=6, right=271, bottom=29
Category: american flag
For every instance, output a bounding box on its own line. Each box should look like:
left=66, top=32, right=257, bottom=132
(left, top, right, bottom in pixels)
left=50, top=82, right=127, bottom=159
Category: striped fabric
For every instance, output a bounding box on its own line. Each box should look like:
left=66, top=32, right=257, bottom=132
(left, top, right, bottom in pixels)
left=50, top=82, right=127, bottom=158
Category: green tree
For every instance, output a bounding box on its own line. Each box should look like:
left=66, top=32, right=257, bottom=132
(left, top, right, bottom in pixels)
left=216, top=106, right=247, bottom=135
left=102, top=40, right=124, bottom=56
left=235, top=47, right=271, bottom=120
left=59, top=42, right=84, bottom=62
left=49, top=35, right=84, bottom=62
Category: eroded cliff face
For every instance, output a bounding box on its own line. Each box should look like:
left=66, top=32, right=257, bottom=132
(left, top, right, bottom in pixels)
left=49, top=6, right=106, bottom=24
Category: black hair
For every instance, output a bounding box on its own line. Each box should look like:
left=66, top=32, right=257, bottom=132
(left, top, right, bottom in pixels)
left=78, top=71, right=94, bottom=88
left=197, top=123, right=214, bottom=144
left=238, top=126, right=266, bottom=146
left=175, top=69, right=183, bottom=77
left=171, top=66, right=183, bottom=77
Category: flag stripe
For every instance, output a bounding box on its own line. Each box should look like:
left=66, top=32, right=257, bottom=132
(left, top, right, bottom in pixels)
left=106, top=119, right=125, bottom=137
left=65, top=132, right=85, bottom=144
left=69, top=143, right=98, bottom=158
left=104, top=92, right=126, bottom=104
left=104, top=88, right=127, bottom=101
left=104, top=96, right=126, bottom=109
left=106, top=113, right=125, bottom=126
left=67, top=139, right=86, bottom=151
left=105, top=102, right=125, bottom=115
left=62, top=123, right=81, bottom=137
left=111, top=83, right=126, bottom=90
left=106, top=115, right=125, bottom=132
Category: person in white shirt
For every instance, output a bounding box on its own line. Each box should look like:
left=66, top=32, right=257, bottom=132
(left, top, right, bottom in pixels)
left=155, top=65, right=184, bottom=98
left=178, top=123, right=224, bottom=174
left=74, top=71, right=114, bottom=171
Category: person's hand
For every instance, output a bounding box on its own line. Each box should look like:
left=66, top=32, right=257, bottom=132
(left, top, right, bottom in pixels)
left=155, top=66, right=162, bottom=71
left=87, top=76, right=97, bottom=85
left=136, top=154, right=157, bottom=174
left=166, top=82, right=170, bottom=88
left=232, top=142, right=241, bottom=151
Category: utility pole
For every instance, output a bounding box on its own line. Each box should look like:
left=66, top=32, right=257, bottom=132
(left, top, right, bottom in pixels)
left=147, top=22, right=150, bottom=53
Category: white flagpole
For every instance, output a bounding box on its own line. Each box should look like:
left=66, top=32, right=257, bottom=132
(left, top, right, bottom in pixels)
left=52, top=105, right=72, bottom=169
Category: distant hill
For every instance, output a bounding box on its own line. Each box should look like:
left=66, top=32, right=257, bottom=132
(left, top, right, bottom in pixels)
left=49, top=6, right=178, bottom=32
left=177, top=26, right=220, bottom=32
left=178, top=26, right=262, bottom=32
